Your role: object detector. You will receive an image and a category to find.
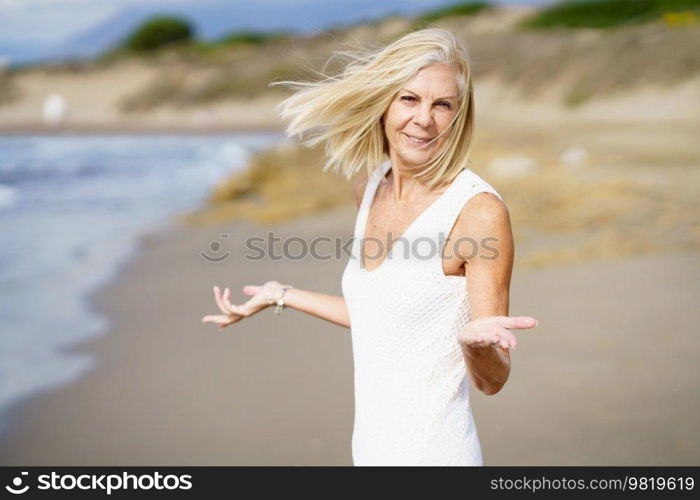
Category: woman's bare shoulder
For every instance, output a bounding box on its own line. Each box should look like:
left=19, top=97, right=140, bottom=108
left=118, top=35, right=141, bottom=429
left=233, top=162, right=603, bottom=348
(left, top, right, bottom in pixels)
left=453, top=192, right=512, bottom=241
left=452, top=191, right=513, bottom=270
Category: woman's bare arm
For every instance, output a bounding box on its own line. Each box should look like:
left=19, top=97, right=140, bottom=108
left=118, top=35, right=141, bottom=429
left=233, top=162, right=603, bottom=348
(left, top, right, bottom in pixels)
left=451, top=192, right=524, bottom=395
left=272, top=287, right=350, bottom=327
left=276, top=173, right=370, bottom=326
left=202, top=172, right=370, bottom=331
left=202, top=281, right=351, bottom=328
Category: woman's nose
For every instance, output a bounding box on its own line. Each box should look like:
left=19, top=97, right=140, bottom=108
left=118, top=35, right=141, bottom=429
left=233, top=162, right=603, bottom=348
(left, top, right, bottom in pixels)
left=412, top=104, right=434, bottom=128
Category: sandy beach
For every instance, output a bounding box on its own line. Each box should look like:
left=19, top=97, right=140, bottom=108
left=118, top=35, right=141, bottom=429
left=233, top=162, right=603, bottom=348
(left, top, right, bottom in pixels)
left=0, top=201, right=698, bottom=466
left=1, top=3, right=699, bottom=467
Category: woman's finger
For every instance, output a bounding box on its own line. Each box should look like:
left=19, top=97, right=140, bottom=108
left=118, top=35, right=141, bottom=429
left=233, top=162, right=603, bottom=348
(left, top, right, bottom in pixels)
left=202, top=314, right=228, bottom=324
left=203, top=314, right=240, bottom=328
left=487, top=331, right=500, bottom=348
left=493, top=328, right=512, bottom=348
left=496, top=316, right=538, bottom=330
left=242, top=285, right=260, bottom=297
left=213, top=286, right=229, bottom=315
left=221, top=287, right=251, bottom=318
left=505, top=334, right=515, bottom=350
left=222, top=288, right=243, bottom=315
left=490, top=331, right=506, bottom=349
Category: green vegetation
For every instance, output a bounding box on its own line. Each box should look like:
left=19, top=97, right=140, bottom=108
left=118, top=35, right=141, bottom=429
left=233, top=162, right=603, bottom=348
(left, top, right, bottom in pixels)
left=121, top=16, right=193, bottom=52
left=215, top=30, right=290, bottom=47
left=100, top=0, right=700, bottom=112
left=105, top=23, right=290, bottom=61
left=520, top=0, right=700, bottom=29
left=415, top=1, right=492, bottom=27
left=563, top=86, right=594, bottom=108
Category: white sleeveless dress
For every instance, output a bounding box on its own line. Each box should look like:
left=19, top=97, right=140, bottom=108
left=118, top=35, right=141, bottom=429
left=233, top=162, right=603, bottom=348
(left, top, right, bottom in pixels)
left=341, top=159, right=505, bottom=466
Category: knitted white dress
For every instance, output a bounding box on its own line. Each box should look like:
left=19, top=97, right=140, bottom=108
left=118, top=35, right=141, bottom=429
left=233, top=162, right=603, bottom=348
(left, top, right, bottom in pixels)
left=341, top=159, right=504, bottom=466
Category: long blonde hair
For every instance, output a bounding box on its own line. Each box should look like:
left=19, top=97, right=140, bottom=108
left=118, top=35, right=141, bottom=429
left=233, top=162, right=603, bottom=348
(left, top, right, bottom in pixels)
left=269, top=28, right=475, bottom=188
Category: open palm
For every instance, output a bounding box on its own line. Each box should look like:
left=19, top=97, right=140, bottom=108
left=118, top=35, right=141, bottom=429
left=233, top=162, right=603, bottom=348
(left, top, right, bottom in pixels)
left=201, top=282, right=282, bottom=329
left=457, top=316, right=539, bottom=350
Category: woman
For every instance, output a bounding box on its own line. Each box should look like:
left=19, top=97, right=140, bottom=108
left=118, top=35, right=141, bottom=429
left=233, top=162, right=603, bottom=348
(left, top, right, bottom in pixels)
left=202, top=28, right=539, bottom=466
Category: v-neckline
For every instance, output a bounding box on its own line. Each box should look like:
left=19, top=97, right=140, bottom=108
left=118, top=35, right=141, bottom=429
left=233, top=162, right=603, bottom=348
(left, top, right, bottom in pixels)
left=359, top=161, right=467, bottom=274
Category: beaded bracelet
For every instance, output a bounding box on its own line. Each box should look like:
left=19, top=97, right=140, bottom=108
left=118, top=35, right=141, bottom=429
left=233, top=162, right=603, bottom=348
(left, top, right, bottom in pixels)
left=267, top=285, right=293, bottom=315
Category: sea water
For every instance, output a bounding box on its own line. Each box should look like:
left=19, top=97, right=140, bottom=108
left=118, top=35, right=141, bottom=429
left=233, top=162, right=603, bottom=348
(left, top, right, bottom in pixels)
left=0, top=132, right=283, bottom=435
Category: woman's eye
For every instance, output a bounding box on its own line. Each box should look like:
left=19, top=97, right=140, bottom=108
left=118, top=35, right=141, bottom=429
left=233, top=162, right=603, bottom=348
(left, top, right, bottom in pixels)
left=437, top=102, right=452, bottom=109
left=400, top=95, right=415, bottom=102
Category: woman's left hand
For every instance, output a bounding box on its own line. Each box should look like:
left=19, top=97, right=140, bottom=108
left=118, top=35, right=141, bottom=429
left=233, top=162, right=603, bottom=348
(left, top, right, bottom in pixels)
left=457, top=316, right=539, bottom=350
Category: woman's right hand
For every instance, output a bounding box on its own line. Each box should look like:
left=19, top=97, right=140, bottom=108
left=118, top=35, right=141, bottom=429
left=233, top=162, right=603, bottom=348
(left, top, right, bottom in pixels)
left=201, top=281, right=286, bottom=329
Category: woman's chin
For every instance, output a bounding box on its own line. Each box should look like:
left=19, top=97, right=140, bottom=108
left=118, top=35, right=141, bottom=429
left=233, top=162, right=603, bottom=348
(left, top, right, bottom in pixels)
left=396, top=148, right=434, bottom=165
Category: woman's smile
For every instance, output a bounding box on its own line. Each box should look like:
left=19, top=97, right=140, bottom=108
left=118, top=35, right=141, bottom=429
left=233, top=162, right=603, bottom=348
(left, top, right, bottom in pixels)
left=402, top=132, right=434, bottom=147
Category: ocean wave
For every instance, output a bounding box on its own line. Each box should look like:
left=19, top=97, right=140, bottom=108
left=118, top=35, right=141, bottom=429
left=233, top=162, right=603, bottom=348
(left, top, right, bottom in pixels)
left=0, top=183, right=17, bottom=207
left=0, top=133, right=283, bottom=436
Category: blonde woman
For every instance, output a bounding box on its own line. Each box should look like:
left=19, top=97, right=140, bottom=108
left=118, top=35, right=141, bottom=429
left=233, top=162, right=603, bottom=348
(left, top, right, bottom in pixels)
left=202, top=28, right=539, bottom=466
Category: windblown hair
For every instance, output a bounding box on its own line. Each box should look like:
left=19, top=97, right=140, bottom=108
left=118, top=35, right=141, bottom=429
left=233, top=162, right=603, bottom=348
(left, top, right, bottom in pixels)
left=269, top=28, right=475, bottom=188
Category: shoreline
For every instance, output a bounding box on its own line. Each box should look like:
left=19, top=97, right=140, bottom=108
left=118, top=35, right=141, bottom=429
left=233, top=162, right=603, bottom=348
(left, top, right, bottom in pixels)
left=0, top=131, right=288, bottom=451
left=0, top=221, right=171, bottom=436
left=0, top=206, right=359, bottom=465
left=1, top=201, right=698, bottom=464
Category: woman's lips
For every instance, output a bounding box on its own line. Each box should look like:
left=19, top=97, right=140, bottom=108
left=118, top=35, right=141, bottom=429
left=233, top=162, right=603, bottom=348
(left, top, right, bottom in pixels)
left=403, top=132, right=434, bottom=146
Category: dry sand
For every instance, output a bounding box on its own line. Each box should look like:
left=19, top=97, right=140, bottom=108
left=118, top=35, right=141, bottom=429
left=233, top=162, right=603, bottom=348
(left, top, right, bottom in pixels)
left=2, top=8, right=698, bottom=466
left=0, top=204, right=698, bottom=466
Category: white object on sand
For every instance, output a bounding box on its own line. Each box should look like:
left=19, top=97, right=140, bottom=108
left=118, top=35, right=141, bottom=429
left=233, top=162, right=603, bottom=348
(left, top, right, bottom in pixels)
left=42, top=94, right=68, bottom=126
left=560, top=147, right=589, bottom=168
left=487, top=153, right=537, bottom=178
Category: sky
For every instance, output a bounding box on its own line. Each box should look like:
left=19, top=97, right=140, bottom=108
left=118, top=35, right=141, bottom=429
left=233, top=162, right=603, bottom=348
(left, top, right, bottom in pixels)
left=0, top=0, right=550, bottom=64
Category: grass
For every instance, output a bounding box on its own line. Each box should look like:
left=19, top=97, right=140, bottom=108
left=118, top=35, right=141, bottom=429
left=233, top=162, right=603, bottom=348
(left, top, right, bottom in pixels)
left=520, top=0, right=700, bottom=29
left=214, top=30, right=288, bottom=47
left=563, top=85, right=594, bottom=108
left=198, top=29, right=290, bottom=51
left=54, top=0, right=700, bottom=113
left=415, top=1, right=492, bottom=27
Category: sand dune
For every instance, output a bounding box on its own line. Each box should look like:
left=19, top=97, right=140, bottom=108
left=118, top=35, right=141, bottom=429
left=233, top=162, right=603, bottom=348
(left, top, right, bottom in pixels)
left=1, top=8, right=699, bottom=132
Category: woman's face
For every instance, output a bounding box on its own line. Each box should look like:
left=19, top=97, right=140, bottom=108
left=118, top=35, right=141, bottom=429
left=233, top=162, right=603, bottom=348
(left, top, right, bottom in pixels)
left=382, top=63, right=460, bottom=169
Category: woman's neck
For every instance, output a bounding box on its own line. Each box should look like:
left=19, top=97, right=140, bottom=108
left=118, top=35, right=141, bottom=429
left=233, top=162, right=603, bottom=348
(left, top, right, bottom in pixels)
left=385, top=156, right=437, bottom=201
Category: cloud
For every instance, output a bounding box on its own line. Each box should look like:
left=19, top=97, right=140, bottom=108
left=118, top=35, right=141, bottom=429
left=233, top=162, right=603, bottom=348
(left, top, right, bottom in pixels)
left=0, top=0, right=548, bottom=51
left=0, top=4, right=116, bottom=43
left=0, top=0, right=195, bottom=44
left=0, top=0, right=380, bottom=44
